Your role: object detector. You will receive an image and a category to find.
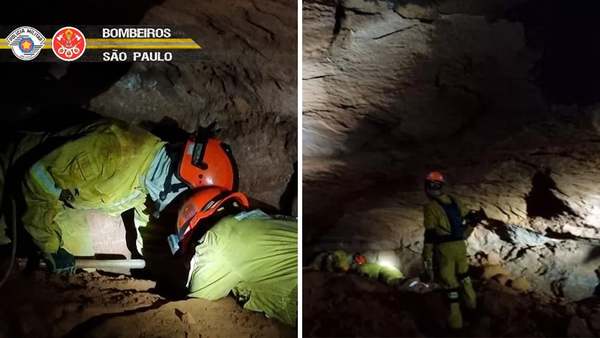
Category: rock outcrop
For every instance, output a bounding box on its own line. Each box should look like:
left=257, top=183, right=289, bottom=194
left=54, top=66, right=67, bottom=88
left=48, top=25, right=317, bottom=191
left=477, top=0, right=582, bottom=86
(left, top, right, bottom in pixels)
left=91, top=0, right=298, bottom=206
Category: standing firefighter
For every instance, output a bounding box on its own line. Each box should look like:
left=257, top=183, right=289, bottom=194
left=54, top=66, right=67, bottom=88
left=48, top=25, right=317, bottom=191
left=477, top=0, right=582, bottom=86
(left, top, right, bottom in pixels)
left=422, top=171, right=481, bottom=330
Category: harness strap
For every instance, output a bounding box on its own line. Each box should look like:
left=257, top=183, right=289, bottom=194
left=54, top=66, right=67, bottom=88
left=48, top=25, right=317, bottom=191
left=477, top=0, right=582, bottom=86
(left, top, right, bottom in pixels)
left=430, top=195, right=466, bottom=243
left=154, top=145, right=187, bottom=214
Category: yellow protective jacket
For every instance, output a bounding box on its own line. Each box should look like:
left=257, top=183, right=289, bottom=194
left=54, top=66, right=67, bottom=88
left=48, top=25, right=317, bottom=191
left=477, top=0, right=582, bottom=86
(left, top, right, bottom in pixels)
left=422, top=194, right=471, bottom=262
left=22, top=120, right=165, bottom=254
left=187, top=213, right=297, bottom=326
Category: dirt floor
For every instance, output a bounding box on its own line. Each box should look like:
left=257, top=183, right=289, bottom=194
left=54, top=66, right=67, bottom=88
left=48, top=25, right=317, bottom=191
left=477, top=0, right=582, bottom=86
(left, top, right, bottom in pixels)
left=303, top=270, right=600, bottom=337
left=0, top=268, right=295, bottom=338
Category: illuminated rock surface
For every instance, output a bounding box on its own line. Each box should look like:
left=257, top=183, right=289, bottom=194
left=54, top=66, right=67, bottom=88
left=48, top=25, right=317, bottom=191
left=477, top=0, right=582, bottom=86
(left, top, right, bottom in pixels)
left=304, top=0, right=600, bottom=302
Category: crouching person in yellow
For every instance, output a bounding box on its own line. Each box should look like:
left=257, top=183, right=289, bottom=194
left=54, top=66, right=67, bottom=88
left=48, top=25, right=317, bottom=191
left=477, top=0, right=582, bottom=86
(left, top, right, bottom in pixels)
left=20, top=120, right=165, bottom=273
left=178, top=187, right=297, bottom=326
left=1, top=118, right=238, bottom=273
left=309, top=249, right=404, bottom=286
left=422, top=171, right=477, bottom=331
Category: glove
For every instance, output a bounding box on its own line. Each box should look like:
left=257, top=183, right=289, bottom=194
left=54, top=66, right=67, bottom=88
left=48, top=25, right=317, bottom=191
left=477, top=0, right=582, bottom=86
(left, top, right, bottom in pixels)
left=464, top=208, right=487, bottom=227
left=45, top=248, right=76, bottom=275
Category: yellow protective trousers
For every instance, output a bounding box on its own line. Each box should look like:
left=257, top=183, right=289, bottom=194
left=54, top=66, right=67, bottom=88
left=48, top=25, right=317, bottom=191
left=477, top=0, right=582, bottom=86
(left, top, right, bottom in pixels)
left=434, top=240, right=476, bottom=330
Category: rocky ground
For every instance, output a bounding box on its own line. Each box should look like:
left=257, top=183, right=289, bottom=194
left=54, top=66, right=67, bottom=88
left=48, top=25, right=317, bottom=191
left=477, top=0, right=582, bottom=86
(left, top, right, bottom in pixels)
left=304, top=270, right=600, bottom=337
left=0, top=267, right=295, bottom=338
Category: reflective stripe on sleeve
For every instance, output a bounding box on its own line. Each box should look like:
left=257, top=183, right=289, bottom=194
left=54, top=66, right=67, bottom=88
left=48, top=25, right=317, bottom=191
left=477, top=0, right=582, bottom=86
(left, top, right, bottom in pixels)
left=31, top=162, right=61, bottom=198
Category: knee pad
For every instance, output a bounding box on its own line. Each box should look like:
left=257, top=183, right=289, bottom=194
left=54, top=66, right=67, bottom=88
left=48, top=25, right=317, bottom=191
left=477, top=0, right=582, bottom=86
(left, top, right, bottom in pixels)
left=446, top=288, right=460, bottom=303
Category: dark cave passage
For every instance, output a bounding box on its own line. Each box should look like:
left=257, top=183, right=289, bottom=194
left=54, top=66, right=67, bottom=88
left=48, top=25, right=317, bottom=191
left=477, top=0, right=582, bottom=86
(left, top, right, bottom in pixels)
left=508, top=0, right=600, bottom=105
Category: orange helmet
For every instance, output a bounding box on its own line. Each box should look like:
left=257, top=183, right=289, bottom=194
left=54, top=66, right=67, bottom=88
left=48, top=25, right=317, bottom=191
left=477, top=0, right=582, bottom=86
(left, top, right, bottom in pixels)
left=176, top=135, right=238, bottom=191
left=353, top=254, right=367, bottom=266
left=425, top=171, right=445, bottom=183
left=176, top=186, right=250, bottom=242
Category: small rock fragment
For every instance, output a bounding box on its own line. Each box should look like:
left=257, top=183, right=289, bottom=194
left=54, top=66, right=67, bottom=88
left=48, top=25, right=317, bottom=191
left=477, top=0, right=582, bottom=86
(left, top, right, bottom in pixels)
left=510, top=277, right=531, bottom=293
left=492, top=274, right=510, bottom=286
left=482, top=264, right=508, bottom=279
left=567, top=316, right=593, bottom=337
left=182, top=312, right=197, bottom=325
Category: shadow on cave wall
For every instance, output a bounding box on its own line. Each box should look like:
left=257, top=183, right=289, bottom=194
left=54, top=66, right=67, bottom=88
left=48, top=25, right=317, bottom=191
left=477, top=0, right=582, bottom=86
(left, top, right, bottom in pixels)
left=525, top=168, right=576, bottom=220
left=0, top=0, right=164, bottom=130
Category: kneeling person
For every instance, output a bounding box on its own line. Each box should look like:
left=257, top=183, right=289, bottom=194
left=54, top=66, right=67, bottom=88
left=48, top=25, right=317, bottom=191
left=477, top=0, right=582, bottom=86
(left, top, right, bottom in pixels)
left=310, top=250, right=404, bottom=286
left=176, top=187, right=297, bottom=326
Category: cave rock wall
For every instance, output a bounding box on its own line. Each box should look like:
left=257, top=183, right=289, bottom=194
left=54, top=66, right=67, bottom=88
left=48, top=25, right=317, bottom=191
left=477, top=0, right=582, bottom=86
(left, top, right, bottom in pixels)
left=304, top=0, right=600, bottom=300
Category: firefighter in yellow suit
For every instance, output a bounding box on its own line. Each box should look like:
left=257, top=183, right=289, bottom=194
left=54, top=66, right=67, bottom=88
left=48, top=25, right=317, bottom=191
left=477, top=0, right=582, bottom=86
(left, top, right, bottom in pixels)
left=422, top=171, right=477, bottom=330
left=178, top=187, right=297, bottom=326
left=1, top=119, right=238, bottom=274
left=19, top=121, right=164, bottom=267
left=309, top=249, right=404, bottom=286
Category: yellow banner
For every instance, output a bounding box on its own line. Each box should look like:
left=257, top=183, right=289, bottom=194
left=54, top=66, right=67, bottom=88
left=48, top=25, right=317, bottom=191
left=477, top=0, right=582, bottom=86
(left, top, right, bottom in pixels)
left=1, top=38, right=202, bottom=50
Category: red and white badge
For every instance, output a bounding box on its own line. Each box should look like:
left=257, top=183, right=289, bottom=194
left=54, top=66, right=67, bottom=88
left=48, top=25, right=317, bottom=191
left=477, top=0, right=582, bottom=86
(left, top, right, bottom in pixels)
left=52, top=27, right=86, bottom=61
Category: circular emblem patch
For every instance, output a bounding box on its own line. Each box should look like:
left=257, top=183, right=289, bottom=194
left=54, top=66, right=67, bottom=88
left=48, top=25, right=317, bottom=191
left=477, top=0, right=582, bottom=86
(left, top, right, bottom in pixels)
left=52, top=26, right=86, bottom=61
left=6, top=26, right=45, bottom=61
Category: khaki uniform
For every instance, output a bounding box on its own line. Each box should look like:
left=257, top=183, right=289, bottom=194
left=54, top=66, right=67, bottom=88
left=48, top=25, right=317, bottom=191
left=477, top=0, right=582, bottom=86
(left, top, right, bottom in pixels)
left=423, top=194, right=476, bottom=329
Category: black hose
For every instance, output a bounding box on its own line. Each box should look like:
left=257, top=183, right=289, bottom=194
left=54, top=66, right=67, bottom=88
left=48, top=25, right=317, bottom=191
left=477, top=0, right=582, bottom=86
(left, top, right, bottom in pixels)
left=0, top=198, right=17, bottom=288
